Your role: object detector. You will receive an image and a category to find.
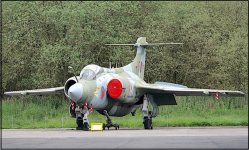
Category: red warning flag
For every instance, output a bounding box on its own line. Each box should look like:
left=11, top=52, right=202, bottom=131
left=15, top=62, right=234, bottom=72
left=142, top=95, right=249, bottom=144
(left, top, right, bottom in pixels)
left=89, top=104, right=93, bottom=113
left=215, top=92, right=219, bottom=100
left=71, top=101, right=75, bottom=110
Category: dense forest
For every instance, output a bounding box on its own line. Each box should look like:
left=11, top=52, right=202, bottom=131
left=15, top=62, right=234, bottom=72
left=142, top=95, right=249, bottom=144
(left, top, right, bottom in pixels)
left=2, top=1, right=248, bottom=96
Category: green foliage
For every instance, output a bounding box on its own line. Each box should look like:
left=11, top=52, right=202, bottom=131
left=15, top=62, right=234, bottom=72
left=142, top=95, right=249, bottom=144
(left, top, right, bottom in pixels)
left=2, top=1, right=247, bottom=93
left=2, top=2, right=248, bottom=128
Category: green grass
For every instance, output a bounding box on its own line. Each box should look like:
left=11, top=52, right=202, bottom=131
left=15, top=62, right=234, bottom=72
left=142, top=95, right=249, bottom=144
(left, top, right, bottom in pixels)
left=2, top=95, right=248, bottom=129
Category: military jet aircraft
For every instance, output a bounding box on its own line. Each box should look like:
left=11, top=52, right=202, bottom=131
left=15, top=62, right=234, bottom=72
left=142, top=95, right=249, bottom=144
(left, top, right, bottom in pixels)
left=4, top=37, right=245, bottom=130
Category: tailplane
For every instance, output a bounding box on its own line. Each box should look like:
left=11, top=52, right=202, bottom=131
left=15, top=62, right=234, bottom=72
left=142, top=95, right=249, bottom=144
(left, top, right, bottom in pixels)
left=105, top=37, right=183, bottom=79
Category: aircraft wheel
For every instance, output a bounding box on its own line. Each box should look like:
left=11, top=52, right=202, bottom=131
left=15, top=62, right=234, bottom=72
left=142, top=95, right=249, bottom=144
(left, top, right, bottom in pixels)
left=76, top=117, right=83, bottom=130
left=83, top=122, right=89, bottom=131
left=114, top=124, right=119, bottom=130
left=114, top=124, right=116, bottom=128
left=143, top=117, right=152, bottom=129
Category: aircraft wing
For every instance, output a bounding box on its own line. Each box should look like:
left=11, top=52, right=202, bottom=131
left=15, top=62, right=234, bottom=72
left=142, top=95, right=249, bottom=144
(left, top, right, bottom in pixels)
left=4, top=87, right=64, bottom=96
left=136, top=82, right=245, bottom=97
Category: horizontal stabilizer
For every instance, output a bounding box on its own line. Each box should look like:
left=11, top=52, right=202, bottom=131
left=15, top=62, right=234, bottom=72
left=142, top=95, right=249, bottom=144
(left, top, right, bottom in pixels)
left=105, top=44, right=135, bottom=46
left=105, top=37, right=183, bottom=47
left=105, top=43, right=183, bottom=47
left=146, top=43, right=183, bottom=45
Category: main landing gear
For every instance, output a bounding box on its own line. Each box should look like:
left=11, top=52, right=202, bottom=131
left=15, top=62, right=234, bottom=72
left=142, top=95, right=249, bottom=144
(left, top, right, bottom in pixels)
left=143, top=111, right=153, bottom=129
left=103, top=110, right=119, bottom=130
left=142, top=95, right=153, bottom=129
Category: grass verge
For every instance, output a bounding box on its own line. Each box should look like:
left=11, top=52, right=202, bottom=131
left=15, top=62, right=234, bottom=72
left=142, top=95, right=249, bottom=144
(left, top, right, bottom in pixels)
left=2, top=95, right=248, bottom=128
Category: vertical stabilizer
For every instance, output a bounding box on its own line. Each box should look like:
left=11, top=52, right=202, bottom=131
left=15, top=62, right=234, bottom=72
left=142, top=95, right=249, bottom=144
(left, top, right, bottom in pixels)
left=130, top=37, right=147, bottom=79
left=120, top=37, right=148, bottom=79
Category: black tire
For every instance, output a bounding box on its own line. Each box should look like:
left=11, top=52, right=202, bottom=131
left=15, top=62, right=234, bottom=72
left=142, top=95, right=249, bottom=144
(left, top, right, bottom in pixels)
left=82, top=122, right=89, bottom=131
left=76, top=118, right=83, bottom=130
left=143, top=117, right=152, bottom=129
left=150, top=119, right=153, bottom=129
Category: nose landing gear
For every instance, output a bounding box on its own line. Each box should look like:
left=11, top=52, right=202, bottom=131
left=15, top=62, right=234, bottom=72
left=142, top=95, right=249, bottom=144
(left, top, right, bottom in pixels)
left=75, top=105, right=90, bottom=131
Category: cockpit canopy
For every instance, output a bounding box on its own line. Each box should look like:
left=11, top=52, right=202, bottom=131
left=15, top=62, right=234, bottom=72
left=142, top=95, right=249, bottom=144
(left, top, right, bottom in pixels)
left=80, top=64, right=104, bottom=80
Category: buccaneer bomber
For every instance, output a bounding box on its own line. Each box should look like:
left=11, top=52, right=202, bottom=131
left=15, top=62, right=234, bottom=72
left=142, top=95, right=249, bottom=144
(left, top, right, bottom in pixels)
left=5, top=37, right=245, bottom=130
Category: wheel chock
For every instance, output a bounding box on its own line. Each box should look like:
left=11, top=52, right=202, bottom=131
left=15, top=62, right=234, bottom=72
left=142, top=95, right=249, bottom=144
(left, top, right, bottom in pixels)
left=90, top=123, right=103, bottom=131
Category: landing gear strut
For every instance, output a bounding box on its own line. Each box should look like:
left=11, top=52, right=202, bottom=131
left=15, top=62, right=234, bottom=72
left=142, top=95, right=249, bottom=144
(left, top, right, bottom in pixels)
left=103, top=110, right=119, bottom=130
left=142, top=94, right=153, bottom=129
left=75, top=105, right=90, bottom=131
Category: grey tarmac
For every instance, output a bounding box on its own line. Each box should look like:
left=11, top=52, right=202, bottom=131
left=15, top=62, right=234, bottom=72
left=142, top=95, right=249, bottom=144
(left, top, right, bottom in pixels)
left=2, top=126, right=248, bottom=149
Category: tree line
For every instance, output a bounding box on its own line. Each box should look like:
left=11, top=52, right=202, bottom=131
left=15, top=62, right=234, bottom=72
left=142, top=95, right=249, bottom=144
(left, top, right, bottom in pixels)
left=2, top=1, right=248, bottom=96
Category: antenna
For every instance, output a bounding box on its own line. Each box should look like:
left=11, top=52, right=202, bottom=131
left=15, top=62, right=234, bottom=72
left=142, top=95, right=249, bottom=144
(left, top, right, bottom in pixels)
left=109, top=62, right=111, bottom=69
left=68, top=66, right=79, bottom=82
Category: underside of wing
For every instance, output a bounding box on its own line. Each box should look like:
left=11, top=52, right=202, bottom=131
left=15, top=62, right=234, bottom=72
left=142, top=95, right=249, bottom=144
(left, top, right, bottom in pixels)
left=136, top=82, right=245, bottom=97
left=4, top=87, right=64, bottom=96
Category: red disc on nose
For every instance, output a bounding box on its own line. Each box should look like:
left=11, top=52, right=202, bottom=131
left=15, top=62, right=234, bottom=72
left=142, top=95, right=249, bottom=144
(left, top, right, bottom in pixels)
left=107, top=79, right=123, bottom=99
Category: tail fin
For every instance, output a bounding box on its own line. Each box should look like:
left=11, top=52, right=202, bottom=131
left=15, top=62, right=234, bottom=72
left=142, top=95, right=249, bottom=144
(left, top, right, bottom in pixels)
left=105, top=37, right=183, bottom=79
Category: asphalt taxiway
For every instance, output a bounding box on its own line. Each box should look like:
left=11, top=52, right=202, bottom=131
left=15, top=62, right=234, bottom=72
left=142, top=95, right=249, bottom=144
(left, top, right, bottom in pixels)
left=2, top=126, right=248, bottom=149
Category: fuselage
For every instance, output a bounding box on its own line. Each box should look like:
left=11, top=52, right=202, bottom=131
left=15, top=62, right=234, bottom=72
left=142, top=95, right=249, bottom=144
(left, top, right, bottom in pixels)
left=65, top=37, right=148, bottom=116
left=65, top=64, right=147, bottom=116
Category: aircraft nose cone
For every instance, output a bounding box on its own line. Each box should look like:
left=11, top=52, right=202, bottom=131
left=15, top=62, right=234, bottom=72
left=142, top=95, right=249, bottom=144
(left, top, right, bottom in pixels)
left=68, top=83, right=83, bottom=103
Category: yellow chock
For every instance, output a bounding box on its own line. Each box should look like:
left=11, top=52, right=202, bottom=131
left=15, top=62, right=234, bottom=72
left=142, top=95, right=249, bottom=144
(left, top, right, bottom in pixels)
left=90, top=123, right=103, bottom=131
